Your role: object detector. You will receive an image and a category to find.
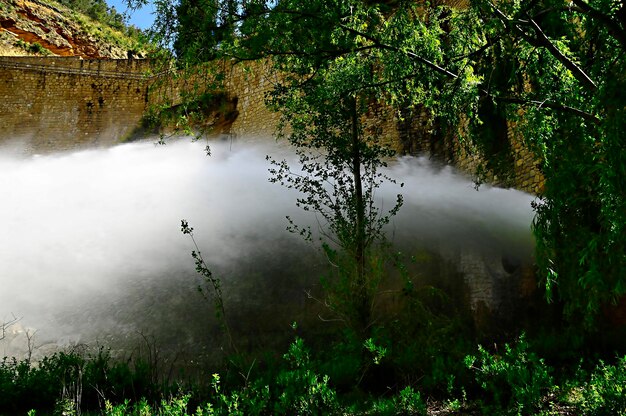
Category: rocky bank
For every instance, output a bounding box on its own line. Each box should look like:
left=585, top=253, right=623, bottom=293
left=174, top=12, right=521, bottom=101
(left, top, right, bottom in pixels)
left=0, top=0, right=143, bottom=58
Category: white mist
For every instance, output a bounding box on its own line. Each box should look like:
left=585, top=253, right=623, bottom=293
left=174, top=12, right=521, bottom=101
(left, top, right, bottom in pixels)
left=0, top=139, right=536, bottom=358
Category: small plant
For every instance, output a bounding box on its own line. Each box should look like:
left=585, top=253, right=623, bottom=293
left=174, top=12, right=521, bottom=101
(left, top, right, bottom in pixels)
left=181, top=220, right=236, bottom=353
left=14, top=39, right=51, bottom=55
left=368, top=385, right=427, bottom=416
left=28, top=42, right=49, bottom=55
left=465, top=334, right=553, bottom=414
left=577, top=356, right=626, bottom=415
left=364, top=337, right=388, bottom=365
left=397, top=386, right=427, bottom=415
left=274, top=337, right=339, bottom=415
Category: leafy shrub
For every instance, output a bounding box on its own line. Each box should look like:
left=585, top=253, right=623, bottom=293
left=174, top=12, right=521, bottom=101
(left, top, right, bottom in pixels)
left=397, top=386, right=427, bottom=415
left=15, top=40, right=49, bottom=55
left=367, top=386, right=426, bottom=416
left=273, top=337, right=339, bottom=415
left=465, top=334, right=553, bottom=414
left=102, top=396, right=191, bottom=416
left=577, top=356, right=626, bottom=415
left=0, top=354, right=76, bottom=414
left=55, top=0, right=127, bottom=30
left=28, top=42, right=49, bottom=54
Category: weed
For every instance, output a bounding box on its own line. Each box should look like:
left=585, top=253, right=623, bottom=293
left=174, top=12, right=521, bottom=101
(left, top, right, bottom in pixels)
left=576, top=356, right=626, bottom=415
left=465, top=334, right=554, bottom=414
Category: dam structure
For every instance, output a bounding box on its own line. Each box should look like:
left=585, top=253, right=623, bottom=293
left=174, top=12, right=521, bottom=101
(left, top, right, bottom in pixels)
left=0, top=56, right=280, bottom=154
left=0, top=57, right=154, bottom=151
left=0, top=56, right=543, bottom=194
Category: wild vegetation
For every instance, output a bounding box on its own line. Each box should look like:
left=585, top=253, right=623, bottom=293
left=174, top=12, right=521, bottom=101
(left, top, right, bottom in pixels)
left=148, top=0, right=626, bottom=328
left=52, top=0, right=148, bottom=50
left=3, top=0, right=626, bottom=414
left=54, top=0, right=127, bottom=30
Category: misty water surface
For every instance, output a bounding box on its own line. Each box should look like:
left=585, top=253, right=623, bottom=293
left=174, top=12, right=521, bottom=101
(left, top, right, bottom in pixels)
left=0, top=139, right=535, bottom=359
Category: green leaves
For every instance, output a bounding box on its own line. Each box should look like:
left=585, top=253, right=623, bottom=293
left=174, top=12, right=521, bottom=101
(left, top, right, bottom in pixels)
left=466, top=334, right=554, bottom=413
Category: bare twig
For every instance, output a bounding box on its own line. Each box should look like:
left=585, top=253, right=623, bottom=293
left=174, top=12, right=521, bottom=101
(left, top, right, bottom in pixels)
left=25, top=329, right=37, bottom=364
left=181, top=220, right=238, bottom=354
left=0, top=314, right=20, bottom=341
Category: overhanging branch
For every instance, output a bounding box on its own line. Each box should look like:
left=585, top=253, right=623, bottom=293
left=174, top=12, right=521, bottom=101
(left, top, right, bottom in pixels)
left=488, top=1, right=597, bottom=92
left=571, top=0, right=626, bottom=50
left=223, top=5, right=601, bottom=126
left=496, top=96, right=600, bottom=124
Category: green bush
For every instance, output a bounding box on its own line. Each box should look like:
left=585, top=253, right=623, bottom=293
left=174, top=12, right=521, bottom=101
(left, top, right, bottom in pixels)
left=55, top=0, right=127, bottom=30
left=28, top=42, right=49, bottom=54
left=0, top=354, right=77, bottom=413
left=577, top=356, right=626, bottom=415
left=367, top=386, right=426, bottom=416
left=102, top=396, right=192, bottom=416
left=273, top=337, right=339, bottom=415
left=465, top=334, right=554, bottom=414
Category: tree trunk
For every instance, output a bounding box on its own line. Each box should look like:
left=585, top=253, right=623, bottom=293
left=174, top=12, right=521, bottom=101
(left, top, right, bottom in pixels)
left=350, top=96, right=369, bottom=335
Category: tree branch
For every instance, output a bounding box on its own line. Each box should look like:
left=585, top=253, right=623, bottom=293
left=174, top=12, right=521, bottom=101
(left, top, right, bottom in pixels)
left=496, top=96, right=600, bottom=124
left=225, top=4, right=600, bottom=126
left=527, top=17, right=597, bottom=91
left=1, top=314, right=20, bottom=341
left=488, top=1, right=597, bottom=91
left=336, top=18, right=598, bottom=123
left=336, top=22, right=460, bottom=80
left=571, top=0, right=626, bottom=50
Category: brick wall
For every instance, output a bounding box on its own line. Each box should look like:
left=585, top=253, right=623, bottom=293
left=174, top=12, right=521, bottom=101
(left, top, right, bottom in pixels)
left=0, top=56, right=152, bottom=153
left=221, top=60, right=282, bottom=139
left=0, top=56, right=544, bottom=193
left=220, top=60, right=545, bottom=194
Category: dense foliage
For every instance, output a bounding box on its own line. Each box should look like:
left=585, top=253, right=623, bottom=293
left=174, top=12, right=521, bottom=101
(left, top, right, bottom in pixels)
left=4, top=337, right=626, bottom=415
left=132, top=0, right=626, bottom=411
left=506, top=0, right=626, bottom=325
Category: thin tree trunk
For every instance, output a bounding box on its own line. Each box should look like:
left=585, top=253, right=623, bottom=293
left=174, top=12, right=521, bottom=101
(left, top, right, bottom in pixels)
left=350, top=96, right=369, bottom=334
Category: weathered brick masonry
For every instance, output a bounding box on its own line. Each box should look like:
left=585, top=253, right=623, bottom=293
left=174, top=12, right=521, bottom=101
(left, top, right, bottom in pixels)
left=222, top=59, right=282, bottom=139
left=0, top=56, right=543, bottom=193
left=223, top=60, right=545, bottom=194
left=0, top=56, right=152, bottom=152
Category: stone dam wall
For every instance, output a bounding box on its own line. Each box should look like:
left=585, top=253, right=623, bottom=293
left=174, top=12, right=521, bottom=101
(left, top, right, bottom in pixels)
left=0, top=56, right=544, bottom=194
left=0, top=56, right=154, bottom=152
